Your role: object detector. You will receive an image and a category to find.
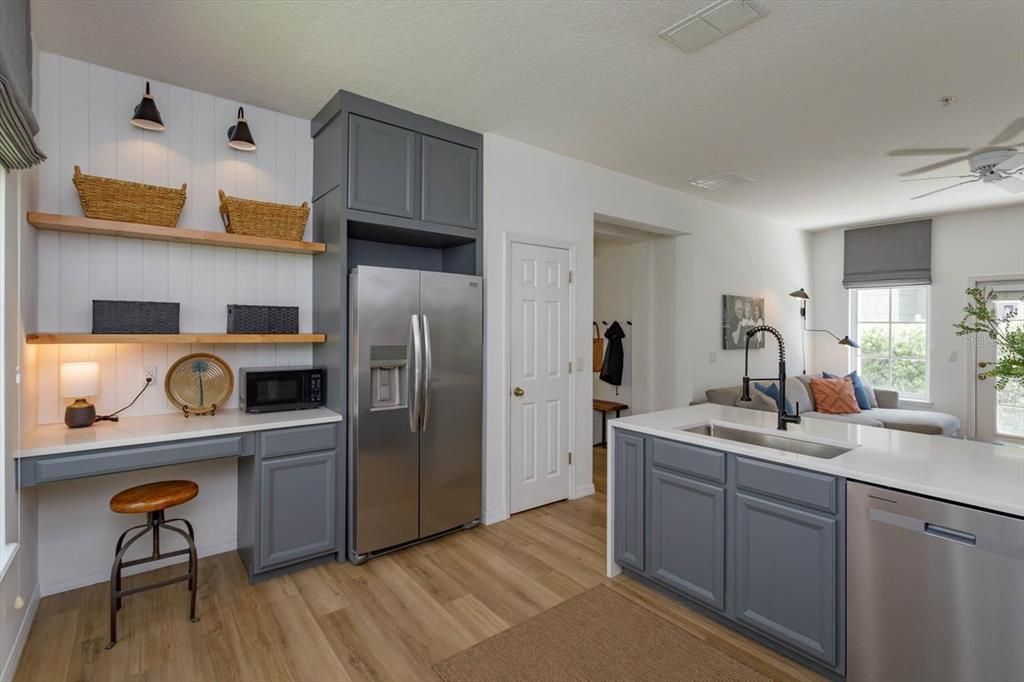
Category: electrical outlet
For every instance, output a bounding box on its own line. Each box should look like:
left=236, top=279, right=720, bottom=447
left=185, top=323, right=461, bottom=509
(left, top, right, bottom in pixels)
left=948, top=351, right=958, bottom=362
left=144, top=366, right=157, bottom=381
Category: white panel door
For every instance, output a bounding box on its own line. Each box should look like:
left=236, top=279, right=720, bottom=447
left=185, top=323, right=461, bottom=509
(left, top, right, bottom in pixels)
left=509, top=242, right=572, bottom=514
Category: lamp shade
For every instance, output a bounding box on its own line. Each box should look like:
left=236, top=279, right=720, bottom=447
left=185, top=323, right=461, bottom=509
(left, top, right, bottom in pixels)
left=227, top=107, right=256, bottom=151
left=789, top=288, right=810, bottom=300
left=838, top=335, right=860, bottom=349
left=130, top=82, right=165, bottom=131
left=61, top=361, right=100, bottom=398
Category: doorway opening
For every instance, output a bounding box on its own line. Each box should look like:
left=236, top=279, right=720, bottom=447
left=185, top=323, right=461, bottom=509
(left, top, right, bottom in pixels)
left=592, top=220, right=677, bottom=490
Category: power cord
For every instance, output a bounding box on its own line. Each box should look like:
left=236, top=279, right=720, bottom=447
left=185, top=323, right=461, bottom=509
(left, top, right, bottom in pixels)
left=95, top=376, right=153, bottom=423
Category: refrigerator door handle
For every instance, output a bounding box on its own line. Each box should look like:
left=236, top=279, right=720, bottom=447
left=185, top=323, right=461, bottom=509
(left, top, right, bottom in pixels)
left=409, top=314, right=422, bottom=432
left=422, top=314, right=433, bottom=431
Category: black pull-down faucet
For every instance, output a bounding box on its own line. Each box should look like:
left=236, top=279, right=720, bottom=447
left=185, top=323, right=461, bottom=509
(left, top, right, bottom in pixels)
left=739, top=325, right=802, bottom=431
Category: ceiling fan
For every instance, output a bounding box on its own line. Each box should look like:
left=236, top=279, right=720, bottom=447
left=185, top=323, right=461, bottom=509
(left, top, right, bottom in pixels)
left=900, top=149, right=1024, bottom=200
left=888, top=117, right=1024, bottom=199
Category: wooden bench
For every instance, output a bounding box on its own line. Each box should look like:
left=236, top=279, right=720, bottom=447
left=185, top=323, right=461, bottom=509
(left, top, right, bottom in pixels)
left=593, top=399, right=629, bottom=447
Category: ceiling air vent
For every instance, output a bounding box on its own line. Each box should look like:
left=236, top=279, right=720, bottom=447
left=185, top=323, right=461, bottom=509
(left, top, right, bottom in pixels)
left=688, top=172, right=756, bottom=191
left=660, top=0, right=768, bottom=53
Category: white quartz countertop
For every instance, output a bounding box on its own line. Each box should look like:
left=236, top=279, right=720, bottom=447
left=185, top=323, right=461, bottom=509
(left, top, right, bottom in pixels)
left=610, top=404, right=1024, bottom=517
left=17, top=408, right=344, bottom=458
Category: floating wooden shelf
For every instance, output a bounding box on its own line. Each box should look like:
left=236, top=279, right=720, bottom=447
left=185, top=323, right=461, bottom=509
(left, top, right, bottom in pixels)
left=27, top=212, right=326, bottom=255
left=26, top=333, right=327, bottom=345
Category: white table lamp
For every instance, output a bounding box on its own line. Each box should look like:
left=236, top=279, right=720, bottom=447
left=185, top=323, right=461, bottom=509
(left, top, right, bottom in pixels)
left=61, top=361, right=99, bottom=428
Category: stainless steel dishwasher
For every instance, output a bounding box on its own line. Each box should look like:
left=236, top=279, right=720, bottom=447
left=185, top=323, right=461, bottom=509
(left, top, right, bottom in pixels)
left=847, top=482, right=1024, bottom=682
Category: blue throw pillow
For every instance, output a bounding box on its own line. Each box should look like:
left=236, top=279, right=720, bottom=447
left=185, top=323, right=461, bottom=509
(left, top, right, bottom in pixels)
left=823, top=371, right=872, bottom=410
left=754, top=382, right=793, bottom=414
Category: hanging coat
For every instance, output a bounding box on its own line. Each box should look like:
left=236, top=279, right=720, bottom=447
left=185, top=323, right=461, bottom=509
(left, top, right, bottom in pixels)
left=599, top=321, right=626, bottom=386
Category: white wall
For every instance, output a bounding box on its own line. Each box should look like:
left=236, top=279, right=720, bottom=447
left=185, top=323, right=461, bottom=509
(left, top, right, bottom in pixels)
left=483, top=134, right=811, bottom=523
left=33, top=52, right=314, bottom=425
left=811, top=204, right=1024, bottom=426
left=30, top=52, right=315, bottom=595
left=593, top=237, right=634, bottom=408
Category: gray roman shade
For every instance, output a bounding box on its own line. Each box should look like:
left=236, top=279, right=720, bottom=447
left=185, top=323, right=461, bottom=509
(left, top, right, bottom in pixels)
left=0, top=0, right=46, bottom=169
left=843, top=219, right=931, bottom=288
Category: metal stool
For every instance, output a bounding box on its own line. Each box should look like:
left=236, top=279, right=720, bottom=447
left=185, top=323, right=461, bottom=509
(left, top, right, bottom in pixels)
left=107, top=480, right=200, bottom=648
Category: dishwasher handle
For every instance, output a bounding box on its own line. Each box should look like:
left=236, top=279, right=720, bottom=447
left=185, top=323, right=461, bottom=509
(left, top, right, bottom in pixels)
left=925, top=523, right=977, bottom=546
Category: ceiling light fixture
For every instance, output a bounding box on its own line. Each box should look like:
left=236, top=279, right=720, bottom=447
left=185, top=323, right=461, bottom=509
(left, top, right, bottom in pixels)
left=227, top=107, right=256, bottom=151
left=130, top=81, right=165, bottom=131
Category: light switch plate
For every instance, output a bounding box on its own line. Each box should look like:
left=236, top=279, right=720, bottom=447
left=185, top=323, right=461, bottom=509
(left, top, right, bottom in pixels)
left=709, top=351, right=717, bottom=364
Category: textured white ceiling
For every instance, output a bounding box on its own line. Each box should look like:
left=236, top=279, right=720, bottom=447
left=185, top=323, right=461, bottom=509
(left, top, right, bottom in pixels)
left=31, top=0, right=1024, bottom=229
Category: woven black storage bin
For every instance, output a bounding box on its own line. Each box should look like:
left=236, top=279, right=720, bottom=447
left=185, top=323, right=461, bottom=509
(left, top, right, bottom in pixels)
left=92, top=300, right=180, bottom=333
left=226, top=304, right=299, bottom=334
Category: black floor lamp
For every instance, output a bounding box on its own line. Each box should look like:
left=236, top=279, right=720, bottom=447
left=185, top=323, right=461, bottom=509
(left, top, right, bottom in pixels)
left=790, top=288, right=859, bottom=375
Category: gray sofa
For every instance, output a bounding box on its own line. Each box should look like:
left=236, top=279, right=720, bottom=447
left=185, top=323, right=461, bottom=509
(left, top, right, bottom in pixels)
left=705, top=374, right=961, bottom=437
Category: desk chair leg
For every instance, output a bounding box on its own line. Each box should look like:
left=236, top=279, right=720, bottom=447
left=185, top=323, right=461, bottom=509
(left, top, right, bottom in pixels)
left=166, top=518, right=195, bottom=589
left=107, top=524, right=152, bottom=649
left=162, top=522, right=200, bottom=623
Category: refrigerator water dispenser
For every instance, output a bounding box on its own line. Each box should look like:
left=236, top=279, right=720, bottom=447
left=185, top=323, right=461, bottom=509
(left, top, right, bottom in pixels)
left=369, top=345, right=408, bottom=410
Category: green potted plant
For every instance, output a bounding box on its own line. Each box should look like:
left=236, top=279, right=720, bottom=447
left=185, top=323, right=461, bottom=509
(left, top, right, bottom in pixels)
left=954, top=287, right=1024, bottom=389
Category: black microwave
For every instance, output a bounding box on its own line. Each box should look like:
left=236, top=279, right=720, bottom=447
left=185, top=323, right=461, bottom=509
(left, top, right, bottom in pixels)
left=239, top=367, right=324, bottom=413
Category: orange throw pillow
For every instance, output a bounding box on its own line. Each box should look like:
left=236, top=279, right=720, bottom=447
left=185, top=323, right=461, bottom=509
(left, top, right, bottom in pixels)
left=809, top=376, right=862, bottom=414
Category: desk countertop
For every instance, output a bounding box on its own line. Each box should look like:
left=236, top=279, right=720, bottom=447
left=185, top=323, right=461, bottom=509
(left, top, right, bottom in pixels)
left=17, top=408, right=344, bottom=459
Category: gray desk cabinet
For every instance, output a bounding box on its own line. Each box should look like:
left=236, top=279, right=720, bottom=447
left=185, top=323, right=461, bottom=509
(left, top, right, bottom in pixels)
left=348, top=115, right=417, bottom=219
left=613, top=430, right=646, bottom=572
left=734, top=492, right=838, bottom=666
left=649, top=467, right=726, bottom=611
left=238, top=422, right=343, bottom=581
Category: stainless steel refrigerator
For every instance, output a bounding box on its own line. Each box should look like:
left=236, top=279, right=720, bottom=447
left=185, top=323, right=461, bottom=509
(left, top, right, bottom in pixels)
left=349, top=266, right=483, bottom=562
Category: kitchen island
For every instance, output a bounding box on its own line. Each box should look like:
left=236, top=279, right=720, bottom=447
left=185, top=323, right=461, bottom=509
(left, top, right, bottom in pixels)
left=606, top=403, right=1024, bottom=679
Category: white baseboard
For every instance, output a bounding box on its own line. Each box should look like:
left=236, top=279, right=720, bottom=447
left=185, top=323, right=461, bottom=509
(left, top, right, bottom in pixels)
left=40, top=537, right=236, bottom=597
left=573, top=483, right=596, bottom=499
left=1, top=582, right=41, bottom=682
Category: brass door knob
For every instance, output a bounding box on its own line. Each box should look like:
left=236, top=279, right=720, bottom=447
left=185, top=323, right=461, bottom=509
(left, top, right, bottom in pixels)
left=978, top=373, right=988, bottom=381
left=513, top=387, right=525, bottom=397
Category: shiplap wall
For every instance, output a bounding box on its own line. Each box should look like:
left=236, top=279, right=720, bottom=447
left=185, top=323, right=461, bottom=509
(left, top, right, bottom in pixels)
left=34, top=52, right=314, bottom=424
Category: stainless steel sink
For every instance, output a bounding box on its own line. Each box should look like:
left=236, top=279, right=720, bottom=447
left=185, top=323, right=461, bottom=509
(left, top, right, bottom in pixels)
left=681, top=423, right=852, bottom=459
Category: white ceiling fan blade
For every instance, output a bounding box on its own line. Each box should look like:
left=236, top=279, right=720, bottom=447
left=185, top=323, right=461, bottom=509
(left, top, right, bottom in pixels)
left=910, top=177, right=982, bottom=200
left=888, top=148, right=971, bottom=157
left=899, top=175, right=975, bottom=182
left=900, top=155, right=972, bottom=177
left=995, top=176, right=1024, bottom=194
left=995, top=152, right=1024, bottom=173
left=990, top=117, right=1024, bottom=145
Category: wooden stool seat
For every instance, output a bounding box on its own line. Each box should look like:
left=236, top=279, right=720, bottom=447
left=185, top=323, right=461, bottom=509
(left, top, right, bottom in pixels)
left=110, top=480, right=199, bottom=514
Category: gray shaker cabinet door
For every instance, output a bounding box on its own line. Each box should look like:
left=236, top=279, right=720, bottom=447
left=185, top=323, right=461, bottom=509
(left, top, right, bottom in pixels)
left=613, top=431, right=645, bottom=572
left=421, top=135, right=478, bottom=229
left=259, top=450, right=337, bottom=569
left=649, top=469, right=726, bottom=611
left=734, top=492, right=838, bottom=666
left=347, top=115, right=417, bottom=218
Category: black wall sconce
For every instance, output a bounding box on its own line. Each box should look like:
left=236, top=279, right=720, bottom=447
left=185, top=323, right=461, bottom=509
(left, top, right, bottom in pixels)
left=789, top=287, right=859, bottom=374
left=130, top=81, right=165, bottom=131
left=227, top=107, right=256, bottom=151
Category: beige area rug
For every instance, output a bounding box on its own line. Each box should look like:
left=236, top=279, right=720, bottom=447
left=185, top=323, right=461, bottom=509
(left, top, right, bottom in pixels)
left=433, top=584, right=770, bottom=682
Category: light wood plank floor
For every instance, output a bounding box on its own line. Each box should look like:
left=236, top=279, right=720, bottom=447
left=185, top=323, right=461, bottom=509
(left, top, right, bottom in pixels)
left=15, top=448, right=820, bottom=682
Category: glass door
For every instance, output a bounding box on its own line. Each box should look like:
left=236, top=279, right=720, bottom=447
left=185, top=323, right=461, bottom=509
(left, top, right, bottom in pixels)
left=974, top=280, right=1024, bottom=443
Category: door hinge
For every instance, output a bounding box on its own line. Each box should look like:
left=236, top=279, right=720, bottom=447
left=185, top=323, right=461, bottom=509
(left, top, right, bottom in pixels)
left=569, top=360, right=573, bottom=373
left=568, top=270, right=573, bottom=284
left=568, top=451, right=573, bottom=464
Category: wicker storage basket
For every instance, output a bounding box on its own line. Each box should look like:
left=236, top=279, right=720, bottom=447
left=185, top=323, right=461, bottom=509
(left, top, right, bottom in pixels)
left=73, top=166, right=186, bottom=227
left=218, top=190, right=310, bottom=241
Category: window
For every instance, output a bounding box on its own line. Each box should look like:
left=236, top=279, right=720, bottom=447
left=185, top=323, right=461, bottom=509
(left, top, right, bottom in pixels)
left=850, top=286, right=929, bottom=400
